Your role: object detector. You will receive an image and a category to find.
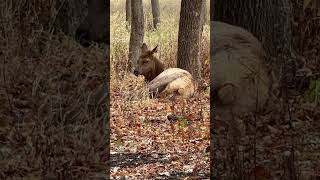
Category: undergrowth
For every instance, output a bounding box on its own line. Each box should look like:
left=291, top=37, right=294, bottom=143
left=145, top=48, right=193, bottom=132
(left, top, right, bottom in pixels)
left=0, top=0, right=108, bottom=178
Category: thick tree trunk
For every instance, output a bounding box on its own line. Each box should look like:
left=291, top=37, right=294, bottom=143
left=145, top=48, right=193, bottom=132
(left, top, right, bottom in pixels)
left=213, top=0, right=297, bottom=104
left=212, top=0, right=298, bottom=178
left=151, top=0, right=160, bottom=29
left=213, top=0, right=295, bottom=72
left=126, top=0, right=131, bottom=26
left=177, top=0, right=203, bottom=81
left=128, top=0, right=144, bottom=72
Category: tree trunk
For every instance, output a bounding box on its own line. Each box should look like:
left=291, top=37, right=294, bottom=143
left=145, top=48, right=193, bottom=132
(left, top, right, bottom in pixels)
left=200, top=0, right=206, bottom=32
left=128, top=0, right=144, bottom=72
left=151, top=0, right=160, bottom=29
left=212, top=0, right=298, bottom=178
left=177, top=0, right=204, bottom=81
left=126, top=0, right=131, bottom=27
left=213, top=0, right=295, bottom=78
left=213, top=0, right=297, bottom=111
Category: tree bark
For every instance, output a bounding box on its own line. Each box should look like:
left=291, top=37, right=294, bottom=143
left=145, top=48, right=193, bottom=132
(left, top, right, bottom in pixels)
left=212, top=0, right=298, bottom=178
left=213, top=0, right=298, bottom=99
left=200, top=0, right=207, bottom=32
left=151, top=0, right=160, bottom=29
left=177, top=0, right=204, bottom=81
left=213, top=0, right=295, bottom=67
left=126, top=0, right=131, bottom=26
left=128, top=0, right=144, bottom=72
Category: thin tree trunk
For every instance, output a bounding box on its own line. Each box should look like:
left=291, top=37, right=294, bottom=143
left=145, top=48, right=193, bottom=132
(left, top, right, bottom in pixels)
left=198, top=0, right=207, bottom=81
left=126, top=0, right=131, bottom=27
left=177, top=0, right=203, bottom=81
left=128, top=0, right=144, bottom=72
left=200, top=0, right=206, bottom=32
left=151, top=0, right=160, bottom=29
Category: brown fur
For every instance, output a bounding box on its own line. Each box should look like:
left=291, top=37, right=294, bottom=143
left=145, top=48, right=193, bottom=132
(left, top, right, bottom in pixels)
left=134, top=43, right=165, bottom=82
left=149, top=68, right=196, bottom=98
left=134, top=43, right=196, bottom=98
left=211, top=21, right=278, bottom=114
left=211, top=21, right=279, bottom=139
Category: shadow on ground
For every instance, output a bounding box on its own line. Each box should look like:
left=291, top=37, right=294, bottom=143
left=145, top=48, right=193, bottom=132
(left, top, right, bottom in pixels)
left=110, top=152, right=210, bottom=179
left=110, top=152, right=170, bottom=168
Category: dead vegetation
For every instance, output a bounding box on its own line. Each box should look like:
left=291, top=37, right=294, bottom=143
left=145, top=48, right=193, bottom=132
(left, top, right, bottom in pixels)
left=110, top=0, right=210, bottom=179
left=0, top=0, right=108, bottom=178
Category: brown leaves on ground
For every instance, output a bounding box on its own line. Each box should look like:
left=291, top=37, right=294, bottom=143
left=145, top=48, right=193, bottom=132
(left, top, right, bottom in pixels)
left=212, top=97, right=320, bottom=179
left=110, top=72, right=210, bottom=179
left=0, top=35, right=108, bottom=179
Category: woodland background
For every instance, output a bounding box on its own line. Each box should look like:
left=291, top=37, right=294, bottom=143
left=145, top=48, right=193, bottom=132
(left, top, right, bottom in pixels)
left=0, top=0, right=319, bottom=179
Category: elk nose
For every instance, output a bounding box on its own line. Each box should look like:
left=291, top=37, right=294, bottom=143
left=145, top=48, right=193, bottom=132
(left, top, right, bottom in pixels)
left=133, top=70, right=139, bottom=76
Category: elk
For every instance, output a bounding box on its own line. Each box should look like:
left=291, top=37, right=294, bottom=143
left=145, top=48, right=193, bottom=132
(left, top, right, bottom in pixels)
left=134, top=43, right=196, bottom=98
left=211, top=21, right=279, bottom=140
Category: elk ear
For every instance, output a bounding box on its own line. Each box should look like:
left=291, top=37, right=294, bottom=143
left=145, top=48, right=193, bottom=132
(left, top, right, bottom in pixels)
left=141, top=43, right=148, bottom=53
left=151, top=45, right=158, bottom=53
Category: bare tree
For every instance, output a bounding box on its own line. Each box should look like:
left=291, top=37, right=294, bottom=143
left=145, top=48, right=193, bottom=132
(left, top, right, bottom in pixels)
left=151, top=0, right=160, bottom=29
left=177, top=0, right=205, bottom=81
left=128, top=0, right=144, bottom=72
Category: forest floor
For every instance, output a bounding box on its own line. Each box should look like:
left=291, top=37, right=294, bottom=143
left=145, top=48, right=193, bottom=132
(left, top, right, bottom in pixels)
left=110, top=1, right=211, bottom=179
left=1, top=0, right=319, bottom=179
left=213, top=98, right=320, bottom=179
left=110, top=0, right=320, bottom=179
left=110, top=73, right=210, bottom=179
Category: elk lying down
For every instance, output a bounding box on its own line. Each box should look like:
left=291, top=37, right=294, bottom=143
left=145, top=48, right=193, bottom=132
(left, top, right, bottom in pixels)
left=133, top=43, right=196, bottom=98
left=211, top=21, right=278, bottom=138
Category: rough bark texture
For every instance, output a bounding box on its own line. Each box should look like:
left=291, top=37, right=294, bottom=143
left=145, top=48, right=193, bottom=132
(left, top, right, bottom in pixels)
left=200, top=0, right=207, bottom=32
left=213, top=0, right=296, bottom=84
left=177, top=0, right=203, bottom=81
left=129, top=0, right=144, bottom=72
left=211, top=0, right=301, bottom=179
left=212, top=0, right=296, bottom=118
left=210, top=20, right=278, bottom=178
left=151, top=0, right=160, bottom=29
left=126, top=0, right=131, bottom=26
